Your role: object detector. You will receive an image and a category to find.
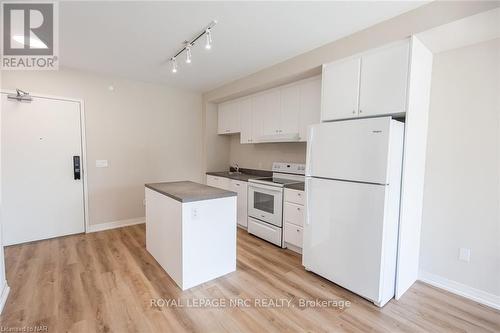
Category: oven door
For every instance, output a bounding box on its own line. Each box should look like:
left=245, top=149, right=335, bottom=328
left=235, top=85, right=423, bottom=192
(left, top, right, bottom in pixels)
left=248, top=183, right=283, bottom=227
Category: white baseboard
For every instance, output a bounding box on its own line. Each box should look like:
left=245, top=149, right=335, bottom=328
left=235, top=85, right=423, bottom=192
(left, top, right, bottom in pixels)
left=419, top=270, right=500, bottom=310
left=0, top=281, right=10, bottom=314
left=284, top=243, right=302, bottom=254
left=87, top=217, right=145, bottom=233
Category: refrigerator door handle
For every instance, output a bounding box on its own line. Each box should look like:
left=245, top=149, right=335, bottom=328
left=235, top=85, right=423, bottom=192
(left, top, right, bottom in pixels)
left=305, top=127, right=315, bottom=176
left=305, top=177, right=312, bottom=225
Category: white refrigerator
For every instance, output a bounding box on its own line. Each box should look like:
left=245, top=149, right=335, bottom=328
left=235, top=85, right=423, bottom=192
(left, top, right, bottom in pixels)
left=303, top=117, right=404, bottom=307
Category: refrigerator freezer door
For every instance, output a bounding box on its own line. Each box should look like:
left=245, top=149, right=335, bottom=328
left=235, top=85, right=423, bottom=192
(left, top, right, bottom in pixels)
left=306, top=117, right=392, bottom=184
left=303, top=177, right=386, bottom=302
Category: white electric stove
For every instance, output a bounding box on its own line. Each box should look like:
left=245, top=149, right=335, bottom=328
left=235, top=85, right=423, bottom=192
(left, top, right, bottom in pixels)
left=247, top=162, right=305, bottom=247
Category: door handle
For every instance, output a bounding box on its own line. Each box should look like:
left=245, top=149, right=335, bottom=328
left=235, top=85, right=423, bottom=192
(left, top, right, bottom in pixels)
left=73, top=156, right=81, bottom=180
left=305, top=178, right=311, bottom=225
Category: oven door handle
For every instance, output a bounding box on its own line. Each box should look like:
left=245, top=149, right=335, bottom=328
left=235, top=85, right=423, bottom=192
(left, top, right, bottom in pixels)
left=248, top=183, right=282, bottom=194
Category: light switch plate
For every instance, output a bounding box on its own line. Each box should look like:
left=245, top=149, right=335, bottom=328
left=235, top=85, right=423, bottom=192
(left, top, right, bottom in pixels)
left=96, top=160, right=108, bottom=168
left=459, top=248, right=471, bottom=262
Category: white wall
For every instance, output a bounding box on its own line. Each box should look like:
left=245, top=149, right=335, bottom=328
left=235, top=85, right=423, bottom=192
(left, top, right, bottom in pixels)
left=204, top=102, right=230, bottom=173
left=419, top=39, right=500, bottom=305
left=0, top=70, right=10, bottom=313
left=2, top=69, right=203, bottom=226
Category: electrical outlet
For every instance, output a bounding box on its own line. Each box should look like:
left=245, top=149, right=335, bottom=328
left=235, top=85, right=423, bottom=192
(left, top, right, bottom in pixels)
left=191, top=208, right=198, bottom=219
left=95, top=160, right=108, bottom=168
left=459, top=248, right=471, bottom=262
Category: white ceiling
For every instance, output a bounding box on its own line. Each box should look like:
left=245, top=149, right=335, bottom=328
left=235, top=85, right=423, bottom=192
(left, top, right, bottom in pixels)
left=60, top=1, right=427, bottom=92
left=417, top=8, right=500, bottom=54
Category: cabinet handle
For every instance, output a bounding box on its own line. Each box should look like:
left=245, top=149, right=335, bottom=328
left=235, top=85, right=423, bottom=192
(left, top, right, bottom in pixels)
left=359, top=109, right=363, bottom=114
left=352, top=110, right=356, bottom=114
left=235, top=183, right=240, bottom=186
left=297, top=207, right=301, bottom=211
left=296, top=229, right=300, bottom=232
left=297, top=193, right=301, bottom=197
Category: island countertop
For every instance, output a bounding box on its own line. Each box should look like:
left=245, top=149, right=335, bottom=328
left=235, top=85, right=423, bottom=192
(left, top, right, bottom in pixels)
left=145, top=181, right=236, bottom=203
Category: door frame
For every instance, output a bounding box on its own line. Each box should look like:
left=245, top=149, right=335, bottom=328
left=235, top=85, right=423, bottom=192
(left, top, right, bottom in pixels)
left=1, top=89, right=89, bottom=234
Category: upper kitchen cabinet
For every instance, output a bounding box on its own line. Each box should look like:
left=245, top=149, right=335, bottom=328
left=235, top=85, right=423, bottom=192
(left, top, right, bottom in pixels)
left=359, top=42, right=409, bottom=117
left=321, top=57, right=361, bottom=122
left=218, top=75, right=321, bottom=143
left=280, top=84, right=300, bottom=136
left=299, top=77, right=321, bottom=141
left=254, top=89, right=282, bottom=138
left=217, top=100, right=240, bottom=134
left=321, top=40, right=410, bottom=122
left=239, top=98, right=254, bottom=144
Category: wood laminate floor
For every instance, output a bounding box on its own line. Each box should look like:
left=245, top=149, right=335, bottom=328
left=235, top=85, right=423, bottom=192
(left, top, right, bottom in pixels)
left=0, top=225, right=498, bottom=332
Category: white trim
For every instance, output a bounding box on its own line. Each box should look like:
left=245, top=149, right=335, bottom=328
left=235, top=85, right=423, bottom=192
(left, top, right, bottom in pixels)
left=0, top=90, right=89, bottom=234
left=419, top=270, right=500, bottom=310
left=79, top=99, right=90, bottom=234
left=284, top=243, right=302, bottom=254
left=0, top=282, right=10, bottom=314
left=87, top=217, right=145, bottom=233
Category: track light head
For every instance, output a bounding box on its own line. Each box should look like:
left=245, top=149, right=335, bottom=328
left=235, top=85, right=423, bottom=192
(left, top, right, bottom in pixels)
left=170, top=57, right=178, bottom=73
left=205, top=28, right=212, bottom=50
left=185, top=44, right=192, bottom=63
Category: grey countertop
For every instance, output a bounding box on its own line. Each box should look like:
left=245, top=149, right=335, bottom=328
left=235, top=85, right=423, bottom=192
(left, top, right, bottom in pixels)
left=285, top=182, right=305, bottom=191
left=145, top=181, right=236, bottom=203
left=206, top=169, right=271, bottom=182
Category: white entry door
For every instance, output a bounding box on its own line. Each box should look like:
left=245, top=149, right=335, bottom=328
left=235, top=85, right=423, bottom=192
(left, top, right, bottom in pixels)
left=1, top=93, right=85, bottom=245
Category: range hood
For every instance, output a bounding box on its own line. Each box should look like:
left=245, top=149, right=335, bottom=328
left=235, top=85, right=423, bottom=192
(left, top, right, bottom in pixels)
left=255, top=132, right=300, bottom=143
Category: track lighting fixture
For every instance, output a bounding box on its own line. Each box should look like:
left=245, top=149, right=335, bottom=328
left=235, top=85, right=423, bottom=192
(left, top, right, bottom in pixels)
left=168, top=20, right=217, bottom=74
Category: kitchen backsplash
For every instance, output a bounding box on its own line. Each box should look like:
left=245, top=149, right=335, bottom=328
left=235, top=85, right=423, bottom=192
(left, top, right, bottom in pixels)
left=229, top=135, right=306, bottom=170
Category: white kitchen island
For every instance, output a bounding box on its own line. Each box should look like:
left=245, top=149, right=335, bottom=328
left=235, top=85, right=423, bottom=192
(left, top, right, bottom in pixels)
left=145, top=181, right=237, bottom=290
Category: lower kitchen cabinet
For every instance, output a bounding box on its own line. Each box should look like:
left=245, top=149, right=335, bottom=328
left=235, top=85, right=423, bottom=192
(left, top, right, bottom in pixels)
left=207, top=175, right=248, bottom=228
left=206, top=175, right=230, bottom=190
left=284, top=223, right=303, bottom=249
left=283, top=188, right=305, bottom=252
left=230, top=180, right=248, bottom=228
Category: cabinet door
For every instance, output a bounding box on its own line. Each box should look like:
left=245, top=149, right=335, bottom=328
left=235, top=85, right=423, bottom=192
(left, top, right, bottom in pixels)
left=228, top=101, right=241, bottom=133
left=284, top=223, right=303, bottom=248
left=359, top=42, right=409, bottom=117
left=219, top=177, right=230, bottom=191
left=251, top=97, right=264, bottom=141
left=299, top=78, right=321, bottom=142
left=284, top=202, right=304, bottom=227
left=217, top=101, right=240, bottom=134
left=217, top=103, right=230, bottom=134
left=280, top=85, right=300, bottom=135
left=231, top=180, right=248, bottom=227
left=206, top=175, right=220, bottom=187
left=254, top=90, right=281, bottom=137
left=321, top=57, right=361, bottom=121
left=239, top=98, right=254, bottom=144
